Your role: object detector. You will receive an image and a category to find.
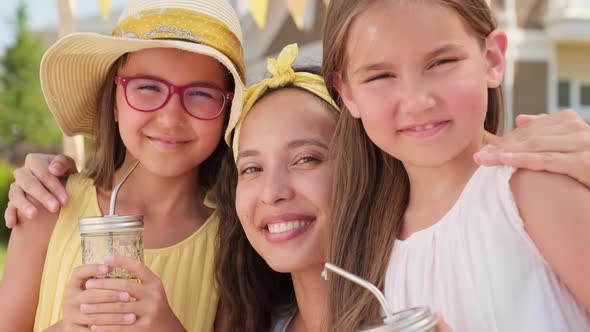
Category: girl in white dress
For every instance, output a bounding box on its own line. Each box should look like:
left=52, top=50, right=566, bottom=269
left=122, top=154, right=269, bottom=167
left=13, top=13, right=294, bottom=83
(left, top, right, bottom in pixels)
left=322, top=0, right=590, bottom=331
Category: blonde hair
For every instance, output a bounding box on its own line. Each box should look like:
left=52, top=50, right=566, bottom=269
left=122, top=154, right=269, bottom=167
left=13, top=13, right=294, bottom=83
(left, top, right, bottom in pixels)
left=322, top=0, right=503, bottom=330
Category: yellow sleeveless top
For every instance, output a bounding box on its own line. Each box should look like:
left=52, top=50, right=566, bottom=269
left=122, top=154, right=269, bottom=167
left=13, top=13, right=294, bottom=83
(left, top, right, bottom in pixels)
left=34, top=174, right=219, bottom=332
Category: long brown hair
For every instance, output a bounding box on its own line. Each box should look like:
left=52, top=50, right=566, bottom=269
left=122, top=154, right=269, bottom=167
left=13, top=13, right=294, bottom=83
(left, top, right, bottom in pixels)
left=214, top=66, right=339, bottom=331
left=322, top=1, right=504, bottom=330
left=86, top=54, right=233, bottom=190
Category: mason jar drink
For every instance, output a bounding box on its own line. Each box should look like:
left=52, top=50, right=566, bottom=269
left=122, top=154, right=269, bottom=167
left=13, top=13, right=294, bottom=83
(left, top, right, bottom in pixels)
left=80, top=215, right=144, bottom=279
left=323, top=263, right=438, bottom=332
left=358, top=307, right=437, bottom=332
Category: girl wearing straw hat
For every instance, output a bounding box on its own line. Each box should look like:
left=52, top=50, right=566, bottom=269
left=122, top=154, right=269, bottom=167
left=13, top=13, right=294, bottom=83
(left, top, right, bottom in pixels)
left=0, top=0, right=245, bottom=331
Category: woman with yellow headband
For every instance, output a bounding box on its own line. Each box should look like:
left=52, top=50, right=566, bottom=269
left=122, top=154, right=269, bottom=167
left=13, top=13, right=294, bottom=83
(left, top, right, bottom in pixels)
left=0, top=0, right=245, bottom=331
left=215, top=43, right=338, bottom=332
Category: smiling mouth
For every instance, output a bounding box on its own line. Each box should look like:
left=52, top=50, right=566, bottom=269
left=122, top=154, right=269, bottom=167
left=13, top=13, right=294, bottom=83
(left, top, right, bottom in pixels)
left=411, top=123, right=436, bottom=131
left=148, top=136, right=191, bottom=145
left=399, top=120, right=449, bottom=138
left=267, top=220, right=313, bottom=234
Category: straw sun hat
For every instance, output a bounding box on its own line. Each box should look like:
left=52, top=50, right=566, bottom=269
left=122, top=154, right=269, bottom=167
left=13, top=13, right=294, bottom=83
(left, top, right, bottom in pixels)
left=40, top=0, right=246, bottom=140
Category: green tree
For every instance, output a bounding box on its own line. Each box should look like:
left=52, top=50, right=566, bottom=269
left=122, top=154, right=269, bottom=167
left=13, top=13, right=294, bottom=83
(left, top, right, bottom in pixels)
left=0, top=3, right=61, bottom=148
left=0, top=161, right=14, bottom=244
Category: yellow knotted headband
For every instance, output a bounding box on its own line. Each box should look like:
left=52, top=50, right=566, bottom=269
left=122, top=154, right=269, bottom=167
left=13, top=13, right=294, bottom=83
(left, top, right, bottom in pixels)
left=229, top=43, right=339, bottom=160
left=113, top=8, right=245, bottom=80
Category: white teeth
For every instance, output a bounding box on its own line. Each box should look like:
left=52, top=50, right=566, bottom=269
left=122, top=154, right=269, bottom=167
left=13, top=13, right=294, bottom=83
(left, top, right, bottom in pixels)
left=413, top=123, right=435, bottom=131
left=267, top=220, right=311, bottom=234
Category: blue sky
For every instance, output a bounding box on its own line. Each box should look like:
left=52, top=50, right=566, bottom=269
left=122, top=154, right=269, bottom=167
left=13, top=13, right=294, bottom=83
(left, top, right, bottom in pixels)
left=0, top=0, right=127, bottom=52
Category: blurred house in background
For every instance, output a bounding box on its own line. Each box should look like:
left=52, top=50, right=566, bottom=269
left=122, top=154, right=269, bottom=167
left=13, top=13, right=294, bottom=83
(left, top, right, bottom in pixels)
left=491, top=0, right=590, bottom=127
left=31, top=0, right=590, bottom=128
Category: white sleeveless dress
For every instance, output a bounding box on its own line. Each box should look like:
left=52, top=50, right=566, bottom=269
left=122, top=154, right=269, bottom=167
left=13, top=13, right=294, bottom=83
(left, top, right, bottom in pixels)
left=384, top=166, right=590, bottom=332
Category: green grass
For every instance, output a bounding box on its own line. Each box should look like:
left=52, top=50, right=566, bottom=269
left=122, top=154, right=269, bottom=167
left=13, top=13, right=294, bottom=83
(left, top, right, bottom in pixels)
left=0, top=241, right=6, bottom=280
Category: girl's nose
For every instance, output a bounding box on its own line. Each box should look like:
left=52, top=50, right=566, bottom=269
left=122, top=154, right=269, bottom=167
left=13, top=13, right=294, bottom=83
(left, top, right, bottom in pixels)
left=398, top=77, right=436, bottom=115
left=155, top=94, right=187, bottom=126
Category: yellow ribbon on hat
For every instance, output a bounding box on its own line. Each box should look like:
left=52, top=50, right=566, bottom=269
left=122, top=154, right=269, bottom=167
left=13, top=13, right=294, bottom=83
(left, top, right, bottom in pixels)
left=112, top=8, right=245, bottom=80
left=230, top=43, right=339, bottom=160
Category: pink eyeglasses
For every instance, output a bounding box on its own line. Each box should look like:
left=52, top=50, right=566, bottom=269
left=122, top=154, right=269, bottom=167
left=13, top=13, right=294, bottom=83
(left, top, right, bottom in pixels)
left=115, top=76, right=233, bottom=120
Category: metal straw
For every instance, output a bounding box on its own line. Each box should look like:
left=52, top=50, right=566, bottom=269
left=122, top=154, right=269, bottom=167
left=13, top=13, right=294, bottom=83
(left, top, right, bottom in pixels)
left=108, top=160, right=140, bottom=216
left=324, top=262, right=395, bottom=322
left=106, top=160, right=140, bottom=257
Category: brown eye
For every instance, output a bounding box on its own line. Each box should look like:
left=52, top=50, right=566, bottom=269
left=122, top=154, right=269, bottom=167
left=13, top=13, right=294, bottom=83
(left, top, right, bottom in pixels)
left=240, top=165, right=262, bottom=175
left=294, top=155, right=320, bottom=165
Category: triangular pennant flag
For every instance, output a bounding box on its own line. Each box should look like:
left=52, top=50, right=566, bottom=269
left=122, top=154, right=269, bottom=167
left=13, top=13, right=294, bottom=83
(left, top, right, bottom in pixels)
left=97, top=0, right=112, bottom=20
left=248, top=0, right=269, bottom=29
left=286, top=0, right=307, bottom=30
left=57, top=0, right=76, bottom=36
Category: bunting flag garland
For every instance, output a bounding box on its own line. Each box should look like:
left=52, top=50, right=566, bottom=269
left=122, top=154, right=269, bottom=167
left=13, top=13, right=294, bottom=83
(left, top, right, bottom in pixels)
left=97, top=0, right=112, bottom=20
left=94, top=0, right=331, bottom=30
left=247, top=0, right=330, bottom=31
left=248, top=0, right=269, bottom=29
left=286, top=0, right=307, bottom=30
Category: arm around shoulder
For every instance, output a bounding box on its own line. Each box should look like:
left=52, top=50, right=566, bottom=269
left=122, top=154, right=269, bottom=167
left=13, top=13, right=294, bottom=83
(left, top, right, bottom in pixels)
left=511, top=169, right=590, bottom=312
left=0, top=199, right=59, bottom=331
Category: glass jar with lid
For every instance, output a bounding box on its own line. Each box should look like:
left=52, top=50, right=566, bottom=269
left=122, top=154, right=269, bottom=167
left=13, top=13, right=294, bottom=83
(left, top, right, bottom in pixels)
left=323, top=263, right=437, bottom=332
left=358, top=307, right=437, bottom=332
left=80, top=215, right=144, bottom=280
left=79, top=160, right=143, bottom=280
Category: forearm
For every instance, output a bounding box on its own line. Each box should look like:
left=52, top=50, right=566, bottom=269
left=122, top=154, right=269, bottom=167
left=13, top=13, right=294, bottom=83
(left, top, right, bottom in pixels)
left=0, top=311, right=33, bottom=332
left=0, top=206, right=59, bottom=332
left=0, top=231, right=45, bottom=331
left=0, top=282, right=36, bottom=332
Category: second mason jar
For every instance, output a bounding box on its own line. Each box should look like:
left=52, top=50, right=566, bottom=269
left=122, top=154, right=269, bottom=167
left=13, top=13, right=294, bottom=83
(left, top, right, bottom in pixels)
left=358, top=307, right=437, bottom=332
left=80, top=215, right=144, bottom=280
